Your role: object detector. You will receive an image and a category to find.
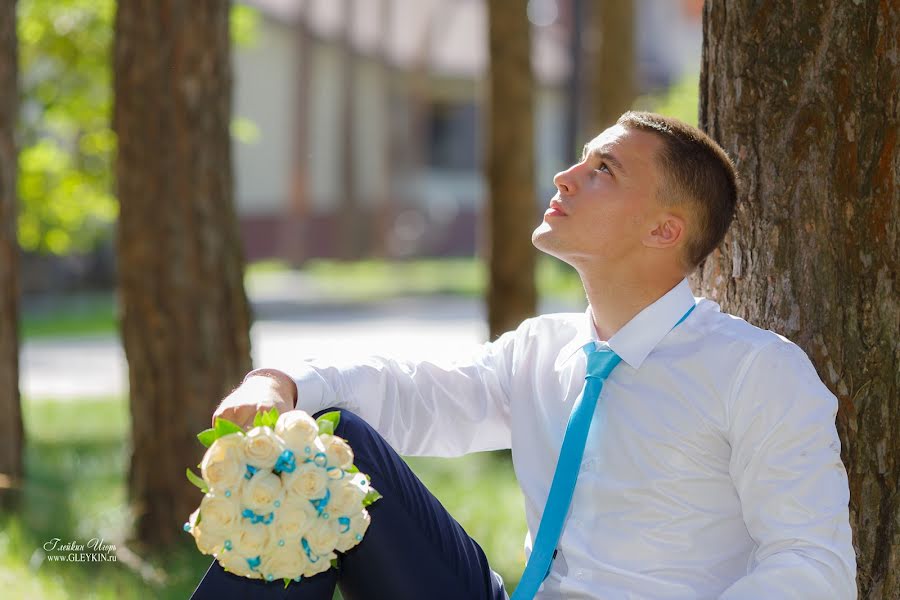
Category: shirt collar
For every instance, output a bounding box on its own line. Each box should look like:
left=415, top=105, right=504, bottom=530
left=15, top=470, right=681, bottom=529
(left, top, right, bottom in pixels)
left=560, top=278, right=698, bottom=370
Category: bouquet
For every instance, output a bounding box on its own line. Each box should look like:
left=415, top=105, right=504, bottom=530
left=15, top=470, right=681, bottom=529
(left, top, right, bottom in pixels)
left=183, top=408, right=381, bottom=587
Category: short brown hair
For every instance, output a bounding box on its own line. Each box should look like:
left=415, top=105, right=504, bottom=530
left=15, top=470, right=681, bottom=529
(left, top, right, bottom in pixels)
left=616, top=111, right=738, bottom=272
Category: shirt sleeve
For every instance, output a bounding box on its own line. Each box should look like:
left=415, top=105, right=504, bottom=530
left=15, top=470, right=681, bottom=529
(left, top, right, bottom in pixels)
left=287, top=324, right=523, bottom=457
left=718, top=339, right=857, bottom=599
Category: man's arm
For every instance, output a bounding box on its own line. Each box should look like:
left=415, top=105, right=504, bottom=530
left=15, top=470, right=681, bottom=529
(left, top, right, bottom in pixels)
left=212, top=324, right=524, bottom=456
left=213, top=368, right=297, bottom=428
left=719, top=340, right=857, bottom=599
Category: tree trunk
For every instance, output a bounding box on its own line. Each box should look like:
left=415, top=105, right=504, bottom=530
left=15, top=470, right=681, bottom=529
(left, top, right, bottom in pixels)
left=584, top=0, right=635, bottom=136
left=486, top=0, right=537, bottom=339
left=696, top=3, right=899, bottom=597
left=0, top=0, right=23, bottom=509
left=113, top=0, right=253, bottom=547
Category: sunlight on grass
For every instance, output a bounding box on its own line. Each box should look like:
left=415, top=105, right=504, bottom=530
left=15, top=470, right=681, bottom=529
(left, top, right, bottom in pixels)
left=2, top=397, right=526, bottom=596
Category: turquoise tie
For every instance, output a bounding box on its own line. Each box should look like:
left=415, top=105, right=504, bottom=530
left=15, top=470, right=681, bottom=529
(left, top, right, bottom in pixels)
left=511, top=304, right=695, bottom=599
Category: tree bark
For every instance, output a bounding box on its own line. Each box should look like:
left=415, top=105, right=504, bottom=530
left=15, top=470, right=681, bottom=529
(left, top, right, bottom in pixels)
left=113, top=0, right=253, bottom=547
left=0, top=0, right=23, bottom=508
left=696, top=2, right=899, bottom=597
left=584, top=0, right=635, bottom=136
left=486, top=0, right=537, bottom=339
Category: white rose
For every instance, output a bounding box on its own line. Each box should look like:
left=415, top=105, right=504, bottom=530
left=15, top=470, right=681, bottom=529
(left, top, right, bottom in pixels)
left=200, top=433, right=246, bottom=492
left=273, top=497, right=316, bottom=543
left=243, top=426, right=285, bottom=470
left=335, top=510, right=371, bottom=552
left=301, top=548, right=335, bottom=578
left=198, top=492, right=242, bottom=538
left=283, top=461, right=329, bottom=500
left=327, top=474, right=368, bottom=516
left=241, top=470, right=284, bottom=513
left=259, top=544, right=306, bottom=581
left=303, top=517, right=340, bottom=555
left=275, top=410, right=320, bottom=452
left=187, top=508, right=226, bottom=555
left=320, top=434, right=354, bottom=471
left=236, top=518, right=271, bottom=558
left=217, top=549, right=262, bottom=579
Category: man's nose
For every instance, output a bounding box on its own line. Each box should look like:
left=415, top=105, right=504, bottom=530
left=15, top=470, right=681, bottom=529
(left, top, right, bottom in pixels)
left=553, top=165, right=578, bottom=195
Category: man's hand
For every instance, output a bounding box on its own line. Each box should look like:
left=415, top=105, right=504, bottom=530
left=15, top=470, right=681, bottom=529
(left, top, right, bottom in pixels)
left=212, top=369, right=297, bottom=429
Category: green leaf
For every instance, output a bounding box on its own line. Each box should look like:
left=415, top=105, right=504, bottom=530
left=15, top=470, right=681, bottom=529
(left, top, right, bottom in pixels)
left=260, top=407, right=280, bottom=429
left=346, top=464, right=360, bottom=474
left=253, top=412, right=264, bottom=428
left=186, top=468, right=209, bottom=494
left=215, top=417, right=244, bottom=437
left=196, top=510, right=202, bottom=526
left=283, top=577, right=291, bottom=589
left=330, top=557, right=339, bottom=569
left=317, top=411, right=341, bottom=436
left=197, top=428, right=217, bottom=448
left=362, top=488, right=382, bottom=507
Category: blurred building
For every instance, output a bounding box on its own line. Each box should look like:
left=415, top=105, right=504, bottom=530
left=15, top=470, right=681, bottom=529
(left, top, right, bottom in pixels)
left=234, top=0, right=702, bottom=263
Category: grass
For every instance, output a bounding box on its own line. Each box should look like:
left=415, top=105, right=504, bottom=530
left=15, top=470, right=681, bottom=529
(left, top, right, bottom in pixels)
left=22, top=257, right=584, bottom=340
left=0, top=397, right=526, bottom=597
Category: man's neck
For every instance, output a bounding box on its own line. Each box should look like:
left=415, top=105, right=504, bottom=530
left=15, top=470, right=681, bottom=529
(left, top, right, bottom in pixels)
left=577, top=267, right=685, bottom=341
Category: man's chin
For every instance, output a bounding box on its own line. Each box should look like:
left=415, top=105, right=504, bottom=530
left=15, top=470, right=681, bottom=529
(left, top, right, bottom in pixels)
left=532, top=228, right=569, bottom=262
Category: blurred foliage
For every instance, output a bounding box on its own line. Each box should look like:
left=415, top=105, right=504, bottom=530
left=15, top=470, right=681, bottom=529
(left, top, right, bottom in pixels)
left=15, top=0, right=259, bottom=255
left=634, top=72, right=700, bottom=126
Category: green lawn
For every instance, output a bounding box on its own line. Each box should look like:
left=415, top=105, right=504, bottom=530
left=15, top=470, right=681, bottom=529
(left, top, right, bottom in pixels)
left=21, top=257, right=584, bottom=340
left=0, top=397, right=526, bottom=597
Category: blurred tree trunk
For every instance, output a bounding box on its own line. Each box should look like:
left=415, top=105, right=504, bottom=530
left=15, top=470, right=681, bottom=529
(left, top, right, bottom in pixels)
left=0, top=0, right=23, bottom=508
left=695, top=2, right=898, bottom=597
left=486, top=0, right=537, bottom=339
left=113, top=0, right=252, bottom=547
left=584, top=0, right=635, bottom=136
left=338, top=0, right=365, bottom=259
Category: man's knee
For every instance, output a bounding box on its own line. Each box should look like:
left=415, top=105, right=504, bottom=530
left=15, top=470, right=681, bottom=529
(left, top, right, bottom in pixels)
left=312, top=408, right=374, bottom=448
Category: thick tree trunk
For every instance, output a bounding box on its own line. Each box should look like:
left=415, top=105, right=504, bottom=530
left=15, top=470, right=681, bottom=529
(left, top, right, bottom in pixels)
left=585, top=0, right=635, bottom=136
left=486, top=0, right=537, bottom=339
left=113, top=0, right=253, bottom=547
left=696, top=2, right=899, bottom=597
left=0, top=0, right=23, bottom=508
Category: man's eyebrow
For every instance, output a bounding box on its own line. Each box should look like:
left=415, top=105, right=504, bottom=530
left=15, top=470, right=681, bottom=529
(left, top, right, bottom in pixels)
left=583, top=145, right=627, bottom=174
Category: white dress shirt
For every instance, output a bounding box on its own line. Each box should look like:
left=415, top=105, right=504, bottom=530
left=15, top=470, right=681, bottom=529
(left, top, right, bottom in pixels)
left=289, top=278, right=857, bottom=599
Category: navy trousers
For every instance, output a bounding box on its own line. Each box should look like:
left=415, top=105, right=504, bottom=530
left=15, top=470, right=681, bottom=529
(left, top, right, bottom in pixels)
left=191, top=409, right=508, bottom=600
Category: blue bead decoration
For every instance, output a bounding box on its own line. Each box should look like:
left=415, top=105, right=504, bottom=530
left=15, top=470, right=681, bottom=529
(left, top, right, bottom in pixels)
left=183, top=523, right=191, bottom=532
left=224, top=540, right=233, bottom=551
left=267, top=575, right=274, bottom=581
left=304, top=446, right=311, bottom=454
left=322, top=512, right=329, bottom=519
left=313, top=452, right=328, bottom=467
left=246, top=556, right=262, bottom=571
left=278, top=539, right=285, bottom=547
left=294, top=577, right=302, bottom=582
left=224, top=490, right=231, bottom=497
left=355, top=534, right=363, bottom=541
left=274, top=500, right=281, bottom=508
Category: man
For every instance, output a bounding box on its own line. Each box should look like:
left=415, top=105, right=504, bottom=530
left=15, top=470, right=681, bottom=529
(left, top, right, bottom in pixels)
left=193, top=112, right=857, bottom=599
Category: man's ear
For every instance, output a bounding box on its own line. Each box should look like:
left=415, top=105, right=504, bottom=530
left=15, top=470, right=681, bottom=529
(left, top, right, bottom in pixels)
left=644, top=212, right=685, bottom=250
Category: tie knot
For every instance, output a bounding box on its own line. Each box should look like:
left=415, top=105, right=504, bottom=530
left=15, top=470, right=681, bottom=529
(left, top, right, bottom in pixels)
left=584, top=345, right=621, bottom=380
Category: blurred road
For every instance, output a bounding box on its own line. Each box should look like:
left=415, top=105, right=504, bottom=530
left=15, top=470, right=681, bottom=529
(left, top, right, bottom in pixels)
left=21, top=272, right=584, bottom=400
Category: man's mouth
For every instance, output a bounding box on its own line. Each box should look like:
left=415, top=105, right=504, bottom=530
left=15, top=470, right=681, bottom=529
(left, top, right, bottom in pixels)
left=545, top=200, right=568, bottom=217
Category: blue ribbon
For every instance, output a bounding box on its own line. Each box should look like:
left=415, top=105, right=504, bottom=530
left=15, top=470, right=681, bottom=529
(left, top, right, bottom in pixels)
left=244, top=464, right=259, bottom=480
left=246, top=555, right=261, bottom=571
left=241, top=509, right=274, bottom=525
left=301, top=537, right=319, bottom=562
left=338, top=517, right=351, bottom=534
left=274, top=449, right=297, bottom=474
left=310, top=488, right=331, bottom=515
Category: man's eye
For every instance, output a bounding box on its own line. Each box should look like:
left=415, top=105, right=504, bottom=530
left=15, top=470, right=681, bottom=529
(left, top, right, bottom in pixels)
left=597, top=162, right=611, bottom=174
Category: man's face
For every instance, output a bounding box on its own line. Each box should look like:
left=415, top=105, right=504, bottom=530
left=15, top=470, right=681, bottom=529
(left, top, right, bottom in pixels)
left=532, top=124, right=668, bottom=268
